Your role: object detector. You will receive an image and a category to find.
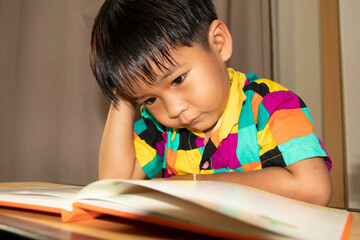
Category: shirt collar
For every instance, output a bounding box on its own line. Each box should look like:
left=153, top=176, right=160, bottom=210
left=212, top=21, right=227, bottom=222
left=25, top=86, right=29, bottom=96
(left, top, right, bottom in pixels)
left=211, top=68, right=247, bottom=144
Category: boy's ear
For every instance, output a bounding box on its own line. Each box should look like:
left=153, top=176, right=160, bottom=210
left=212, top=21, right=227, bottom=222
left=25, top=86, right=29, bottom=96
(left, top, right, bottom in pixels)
left=208, top=20, right=233, bottom=62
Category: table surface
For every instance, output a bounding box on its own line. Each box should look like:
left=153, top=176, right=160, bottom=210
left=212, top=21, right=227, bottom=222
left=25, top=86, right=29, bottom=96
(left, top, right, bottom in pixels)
left=0, top=182, right=359, bottom=240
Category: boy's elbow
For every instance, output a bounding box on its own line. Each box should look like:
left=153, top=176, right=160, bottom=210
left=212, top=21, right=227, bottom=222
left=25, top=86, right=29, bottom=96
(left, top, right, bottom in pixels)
left=309, top=180, right=332, bottom=206
left=287, top=158, right=333, bottom=206
left=303, top=171, right=333, bottom=206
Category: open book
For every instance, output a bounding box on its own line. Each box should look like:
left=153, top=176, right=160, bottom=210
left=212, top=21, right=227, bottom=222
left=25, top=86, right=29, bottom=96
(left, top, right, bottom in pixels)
left=0, top=179, right=352, bottom=240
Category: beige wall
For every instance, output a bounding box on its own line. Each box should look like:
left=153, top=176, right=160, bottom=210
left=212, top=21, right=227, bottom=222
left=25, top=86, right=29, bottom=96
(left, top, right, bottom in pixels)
left=0, top=1, right=106, bottom=185
left=214, top=0, right=272, bottom=78
left=339, top=0, right=360, bottom=209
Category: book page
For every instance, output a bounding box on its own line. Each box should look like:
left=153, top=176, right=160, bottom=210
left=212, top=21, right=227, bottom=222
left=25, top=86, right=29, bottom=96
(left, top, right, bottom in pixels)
left=0, top=180, right=350, bottom=240
left=75, top=189, right=287, bottom=240
left=0, top=186, right=82, bottom=211
left=79, top=179, right=349, bottom=240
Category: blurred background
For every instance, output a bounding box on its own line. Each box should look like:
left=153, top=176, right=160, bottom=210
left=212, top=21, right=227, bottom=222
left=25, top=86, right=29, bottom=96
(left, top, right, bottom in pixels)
left=0, top=0, right=359, bottom=209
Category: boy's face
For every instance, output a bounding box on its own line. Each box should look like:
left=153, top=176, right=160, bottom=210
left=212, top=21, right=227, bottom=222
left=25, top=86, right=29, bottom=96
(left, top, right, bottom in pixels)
left=133, top=43, right=230, bottom=137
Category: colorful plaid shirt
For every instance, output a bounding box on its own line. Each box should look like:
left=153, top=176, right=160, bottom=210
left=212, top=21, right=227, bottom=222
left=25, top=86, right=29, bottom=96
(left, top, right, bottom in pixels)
left=133, top=69, right=332, bottom=179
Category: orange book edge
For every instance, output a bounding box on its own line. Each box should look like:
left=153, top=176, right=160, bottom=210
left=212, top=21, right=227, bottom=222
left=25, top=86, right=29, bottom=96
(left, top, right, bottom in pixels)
left=72, top=202, right=268, bottom=240
left=0, top=201, right=62, bottom=214
left=341, top=211, right=353, bottom=240
left=61, top=206, right=102, bottom=222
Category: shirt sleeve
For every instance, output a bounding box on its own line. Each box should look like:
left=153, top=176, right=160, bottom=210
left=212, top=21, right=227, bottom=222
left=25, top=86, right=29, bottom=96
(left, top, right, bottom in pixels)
left=248, top=79, right=332, bottom=170
left=133, top=108, right=167, bottom=179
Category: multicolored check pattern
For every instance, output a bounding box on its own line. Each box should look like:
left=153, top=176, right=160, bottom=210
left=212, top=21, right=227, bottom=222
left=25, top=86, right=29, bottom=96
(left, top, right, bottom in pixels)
left=133, top=69, right=331, bottom=178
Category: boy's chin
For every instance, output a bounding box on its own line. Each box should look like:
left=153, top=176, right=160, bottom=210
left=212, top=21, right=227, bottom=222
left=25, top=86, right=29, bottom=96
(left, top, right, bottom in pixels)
left=193, top=124, right=217, bottom=136
left=166, top=120, right=217, bottom=134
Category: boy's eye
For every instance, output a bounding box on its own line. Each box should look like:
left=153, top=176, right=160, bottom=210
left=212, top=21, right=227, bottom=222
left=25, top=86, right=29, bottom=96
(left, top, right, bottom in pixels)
left=144, top=97, right=156, bottom=105
left=171, top=74, right=185, bottom=86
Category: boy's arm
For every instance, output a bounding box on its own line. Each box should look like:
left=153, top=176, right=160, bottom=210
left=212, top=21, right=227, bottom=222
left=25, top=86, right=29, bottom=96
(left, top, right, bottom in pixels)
left=99, top=98, right=147, bottom=180
left=170, top=157, right=332, bottom=206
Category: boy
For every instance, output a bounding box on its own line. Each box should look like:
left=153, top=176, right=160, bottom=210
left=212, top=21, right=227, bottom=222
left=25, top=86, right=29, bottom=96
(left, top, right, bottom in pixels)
left=89, top=0, right=332, bottom=206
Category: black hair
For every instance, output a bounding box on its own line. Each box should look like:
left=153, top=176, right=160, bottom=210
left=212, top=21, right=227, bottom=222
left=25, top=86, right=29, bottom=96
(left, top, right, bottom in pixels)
left=89, top=0, right=217, bottom=102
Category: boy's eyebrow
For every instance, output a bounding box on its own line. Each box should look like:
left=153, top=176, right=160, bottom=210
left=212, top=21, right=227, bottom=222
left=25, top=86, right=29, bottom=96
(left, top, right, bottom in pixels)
left=134, top=63, right=184, bottom=101
left=158, top=62, right=183, bottom=82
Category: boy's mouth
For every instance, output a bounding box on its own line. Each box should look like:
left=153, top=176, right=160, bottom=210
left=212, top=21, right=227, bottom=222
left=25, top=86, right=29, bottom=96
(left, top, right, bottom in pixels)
left=184, top=115, right=201, bottom=126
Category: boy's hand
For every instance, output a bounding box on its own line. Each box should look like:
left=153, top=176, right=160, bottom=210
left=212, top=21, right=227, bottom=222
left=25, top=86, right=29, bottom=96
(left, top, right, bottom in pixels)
left=98, top=95, right=147, bottom=180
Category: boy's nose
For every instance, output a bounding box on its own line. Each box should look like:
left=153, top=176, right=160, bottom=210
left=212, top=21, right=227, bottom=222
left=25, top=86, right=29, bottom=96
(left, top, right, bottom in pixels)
left=165, top=97, right=187, bottom=119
